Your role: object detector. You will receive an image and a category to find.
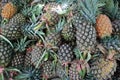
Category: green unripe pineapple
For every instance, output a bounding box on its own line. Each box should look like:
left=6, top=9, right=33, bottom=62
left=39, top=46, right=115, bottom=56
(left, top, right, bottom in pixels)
left=0, top=40, right=13, bottom=67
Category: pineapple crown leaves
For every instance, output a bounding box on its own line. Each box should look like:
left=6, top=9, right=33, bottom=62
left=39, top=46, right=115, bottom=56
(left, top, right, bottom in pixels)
left=22, top=4, right=44, bottom=23
left=46, top=17, right=66, bottom=34
left=78, top=0, right=105, bottom=24
left=14, top=66, right=42, bottom=80
left=0, top=67, right=21, bottom=80
left=101, top=36, right=120, bottom=53
left=55, top=17, right=66, bottom=33
left=74, top=48, right=91, bottom=62
left=0, top=35, right=13, bottom=48
left=103, top=0, right=119, bottom=19
left=14, top=37, right=33, bottom=53
left=23, top=23, right=45, bottom=43
left=74, top=48, right=91, bottom=79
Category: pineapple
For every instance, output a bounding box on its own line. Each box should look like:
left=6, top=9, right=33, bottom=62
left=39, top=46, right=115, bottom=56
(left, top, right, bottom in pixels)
left=1, top=23, right=23, bottom=40
left=9, top=13, right=26, bottom=25
left=11, top=37, right=30, bottom=69
left=68, top=49, right=91, bottom=80
left=69, top=60, right=89, bottom=80
left=45, top=20, right=63, bottom=51
left=90, top=56, right=117, bottom=80
left=57, top=43, right=74, bottom=63
left=30, top=42, right=44, bottom=66
left=34, top=11, right=60, bottom=31
left=1, top=2, right=17, bottom=19
left=45, top=32, right=61, bottom=50
left=72, top=0, right=98, bottom=53
left=72, top=13, right=96, bottom=53
left=0, top=39, right=13, bottom=67
left=24, top=42, right=44, bottom=67
left=103, top=0, right=120, bottom=35
left=41, top=11, right=60, bottom=27
left=1, top=13, right=26, bottom=40
left=96, top=14, right=113, bottom=38
left=61, top=20, right=75, bottom=41
left=42, top=61, right=57, bottom=79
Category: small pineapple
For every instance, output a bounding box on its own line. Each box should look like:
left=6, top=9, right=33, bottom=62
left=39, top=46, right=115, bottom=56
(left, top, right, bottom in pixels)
left=41, top=11, right=60, bottom=27
left=1, top=23, right=23, bottom=40
left=57, top=43, right=74, bottom=63
left=45, top=21, right=63, bottom=51
left=11, top=37, right=30, bottom=69
left=24, top=42, right=44, bottom=67
left=96, top=14, right=113, bottom=38
left=72, top=13, right=96, bottom=53
left=31, top=42, right=44, bottom=66
left=102, top=0, right=120, bottom=35
left=90, top=56, right=117, bottom=80
left=1, top=13, right=26, bottom=40
left=68, top=49, right=91, bottom=80
left=1, top=2, right=17, bottom=19
left=42, top=61, right=57, bottom=79
left=0, top=38, right=13, bottom=67
left=69, top=59, right=90, bottom=80
left=9, top=13, right=26, bottom=25
left=34, top=11, right=60, bottom=31
left=61, top=20, right=75, bottom=41
left=72, top=0, right=98, bottom=53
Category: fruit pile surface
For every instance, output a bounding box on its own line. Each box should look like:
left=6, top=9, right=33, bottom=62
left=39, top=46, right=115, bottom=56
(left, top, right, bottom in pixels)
left=0, top=0, right=120, bottom=80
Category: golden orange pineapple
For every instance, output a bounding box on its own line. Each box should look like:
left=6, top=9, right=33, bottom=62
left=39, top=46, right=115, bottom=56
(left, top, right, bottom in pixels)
left=96, top=14, right=113, bottom=38
left=1, top=2, right=17, bottom=19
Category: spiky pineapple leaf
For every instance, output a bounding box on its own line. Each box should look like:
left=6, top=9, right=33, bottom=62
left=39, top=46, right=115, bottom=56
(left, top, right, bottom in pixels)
left=78, top=0, right=104, bottom=24
left=103, top=0, right=119, bottom=19
left=0, top=73, right=4, bottom=80
left=14, top=37, right=33, bottom=52
left=0, top=35, right=13, bottom=48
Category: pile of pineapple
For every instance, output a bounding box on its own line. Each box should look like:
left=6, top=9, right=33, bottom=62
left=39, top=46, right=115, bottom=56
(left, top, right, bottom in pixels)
left=0, top=0, right=120, bottom=80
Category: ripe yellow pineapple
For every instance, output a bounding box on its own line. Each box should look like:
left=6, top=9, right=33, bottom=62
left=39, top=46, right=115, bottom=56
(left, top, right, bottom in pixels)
left=1, top=2, right=17, bottom=19
left=90, top=56, right=117, bottom=80
left=96, top=14, right=113, bottom=38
